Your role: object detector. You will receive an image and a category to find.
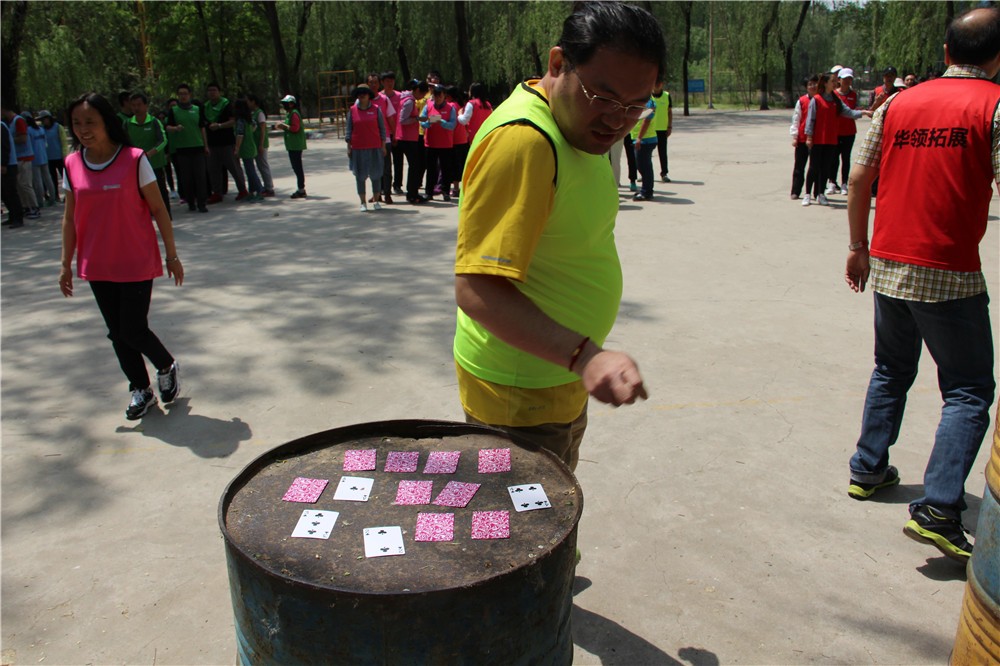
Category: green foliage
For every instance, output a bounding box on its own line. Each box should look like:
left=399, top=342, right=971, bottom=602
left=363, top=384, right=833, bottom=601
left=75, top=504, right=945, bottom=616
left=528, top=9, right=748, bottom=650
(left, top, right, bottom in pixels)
left=2, top=0, right=988, bottom=117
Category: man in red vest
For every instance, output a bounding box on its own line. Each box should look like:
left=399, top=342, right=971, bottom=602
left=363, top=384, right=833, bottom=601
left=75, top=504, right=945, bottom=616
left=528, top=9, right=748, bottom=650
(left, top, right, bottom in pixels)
left=843, top=6, right=1000, bottom=564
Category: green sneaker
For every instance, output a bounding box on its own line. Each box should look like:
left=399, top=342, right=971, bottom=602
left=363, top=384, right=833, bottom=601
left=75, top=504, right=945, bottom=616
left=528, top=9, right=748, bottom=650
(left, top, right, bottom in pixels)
left=848, top=465, right=900, bottom=500
left=903, top=504, right=973, bottom=563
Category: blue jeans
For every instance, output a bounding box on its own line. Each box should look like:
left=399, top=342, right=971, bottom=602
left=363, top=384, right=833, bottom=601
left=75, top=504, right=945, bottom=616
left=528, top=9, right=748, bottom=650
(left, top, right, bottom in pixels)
left=850, top=292, right=995, bottom=513
left=636, top=141, right=656, bottom=196
left=241, top=157, right=263, bottom=195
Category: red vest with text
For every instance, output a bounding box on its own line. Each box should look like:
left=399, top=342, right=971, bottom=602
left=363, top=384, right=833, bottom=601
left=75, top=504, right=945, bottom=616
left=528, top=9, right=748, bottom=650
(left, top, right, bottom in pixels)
left=452, top=102, right=468, bottom=145
left=796, top=94, right=810, bottom=143
left=811, top=94, right=840, bottom=145
left=65, top=146, right=163, bottom=282
left=350, top=104, right=382, bottom=150
left=872, top=77, right=1000, bottom=272
left=468, top=98, right=493, bottom=141
left=380, top=90, right=401, bottom=137
left=835, top=88, right=858, bottom=136
left=423, top=99, right=454, bottom=149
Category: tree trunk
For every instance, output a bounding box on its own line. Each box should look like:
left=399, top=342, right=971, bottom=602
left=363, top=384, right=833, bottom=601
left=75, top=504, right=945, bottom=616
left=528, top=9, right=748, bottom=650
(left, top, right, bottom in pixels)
left=759, top=1, right=780, bottom=110
left=781, top=1, right=811, bottom=107
left=454, top=1, right=473, bottom=88
left=529, top=41, right=543, bottom=79
left=259, top=0, right=291, bottom=95
left=195, top=1, right=219, bottom=85
left=291, top=1, right=315, bottom=93
left=1, top=0, right=29, bottom=109
left=681, top=1, right=692, bottom=116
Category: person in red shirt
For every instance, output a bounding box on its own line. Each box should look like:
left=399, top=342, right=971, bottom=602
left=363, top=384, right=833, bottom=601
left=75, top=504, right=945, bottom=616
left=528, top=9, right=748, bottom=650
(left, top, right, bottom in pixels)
left=831, top=67, right=859, bottom=195
left=789, top=75, right=818, bottom=199
left=843, top=6, right=1000, bottom=563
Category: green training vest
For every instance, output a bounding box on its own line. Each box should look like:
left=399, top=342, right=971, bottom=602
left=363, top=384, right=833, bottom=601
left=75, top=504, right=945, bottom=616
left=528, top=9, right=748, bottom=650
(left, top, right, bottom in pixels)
left=167, top=105, right=203, bottom=150
left=454, top=82, right=623, bottom=389
left=126, top=115, right=167, bottom=169
left=283, top=110, right=306, bottom=151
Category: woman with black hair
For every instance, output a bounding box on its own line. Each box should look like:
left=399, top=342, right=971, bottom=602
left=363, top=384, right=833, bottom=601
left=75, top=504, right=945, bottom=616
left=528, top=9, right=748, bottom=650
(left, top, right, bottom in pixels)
left=803, top=72, right=869, bottom=206
left=58, top=92, right=184, bottom=420
left=466, top=82, right=493, bottom=142
left=346, top=84, right=386, bottom=212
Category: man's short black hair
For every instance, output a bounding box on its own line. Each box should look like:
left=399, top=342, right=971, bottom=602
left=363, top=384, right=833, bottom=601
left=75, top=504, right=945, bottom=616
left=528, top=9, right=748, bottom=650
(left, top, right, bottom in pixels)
left=946, top=7, right=1000, bottom=67
left=177, top=83, right=192, bottom=93
left=118, top=91, right=131, bottom=105
left=129, top=92, right=149, bottom=105
left=557, top=1, right=666, bottom=78
left=206, top=82, right=221, bottom=91
left=380, top=71, right=396, bottom=81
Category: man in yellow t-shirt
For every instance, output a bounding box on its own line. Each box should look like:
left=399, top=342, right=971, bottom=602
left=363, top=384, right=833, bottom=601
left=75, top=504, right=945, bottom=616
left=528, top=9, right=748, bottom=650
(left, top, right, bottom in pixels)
left=454, top=1, right=663, bottom=470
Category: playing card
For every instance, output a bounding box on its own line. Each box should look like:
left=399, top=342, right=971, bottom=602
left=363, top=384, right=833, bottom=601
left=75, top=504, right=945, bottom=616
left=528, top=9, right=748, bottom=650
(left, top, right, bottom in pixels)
left=343, top=449, right=377, bottom=472
left=507, top=483, right=551, bottom=512
left=363, top=526, right=405, bottom=557
left=291, top=509, right=339, bottom=539
left=478, top=448, right=512, bottom=473
left=423, top=451, right=460, bottom=474
left=471, top=511, right=510, bottom=539
left=432, top=481, right=481, bottom=508
left=414, top=513, right=455, bottom=542
left=384, top=451, right=420, bottom=473
left=394, top=480, right=433, bottom=505
left=282, top=477, right=329, bottom=503
left=333, top=476, right=374, bottom=501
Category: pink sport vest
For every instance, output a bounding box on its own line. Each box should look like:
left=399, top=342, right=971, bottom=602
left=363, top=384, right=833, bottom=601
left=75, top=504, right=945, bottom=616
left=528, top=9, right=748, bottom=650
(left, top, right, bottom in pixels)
left=350, top=104, right=383, bottom=150
left=872, top=77, right=1000, bottom=272
left=452, top=102, right=468, bottom=145
left=467, top=98, right=492, bottom=141
left=810, top=94, right=840, bottom=145
left=65, top=146, right=162, bottom=282
left=835, top=89, right=858, bottom=136
left=423, top=99, right=454, bottom=149
left=796, top=95, right=809, bottom=143
left=396, top=93, right=419, bottom=142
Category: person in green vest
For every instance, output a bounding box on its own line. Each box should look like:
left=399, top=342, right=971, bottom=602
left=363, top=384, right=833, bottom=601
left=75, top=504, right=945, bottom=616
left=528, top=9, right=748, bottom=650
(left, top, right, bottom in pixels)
left=453, top=1, right=659, bottom=469
left=116, top=91, right=132, bottom=128
left=629, top=96, right=657, bottom=201
left=651, top=79, right=672, bottom=182
left=127, top=92, right=171, bottom=218
left=204, top=82, right=248, bottom=203
left=233, top=98, right=264, bottom=202
left=164, top=83, right=209, bottom=213
left=276, top=94, right=307, bottom=198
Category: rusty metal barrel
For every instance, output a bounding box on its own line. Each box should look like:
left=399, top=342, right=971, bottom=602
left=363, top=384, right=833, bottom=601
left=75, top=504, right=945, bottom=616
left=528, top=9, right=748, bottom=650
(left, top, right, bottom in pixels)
left=951, top=410, right=1000, bottom=664
left=219, top=420, right=583, bottom=665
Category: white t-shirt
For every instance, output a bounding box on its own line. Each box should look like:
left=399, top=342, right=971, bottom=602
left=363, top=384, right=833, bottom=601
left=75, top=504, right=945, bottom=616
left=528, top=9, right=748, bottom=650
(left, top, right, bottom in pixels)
left=63, top=146, right=156, bottom=191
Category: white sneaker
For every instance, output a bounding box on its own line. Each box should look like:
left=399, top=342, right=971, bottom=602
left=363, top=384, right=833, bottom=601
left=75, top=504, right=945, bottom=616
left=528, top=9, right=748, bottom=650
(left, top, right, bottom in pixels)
left=801, top=194, right=812, bottom=207
left=839, top=184, right=849, bottom=195
left=818, top=194, right=829, bottom=205
left=825, top=184, right=837, bottom=195
left=360, top=203, right=368, bottom=212
left=373, top=201, right=382, bottom=210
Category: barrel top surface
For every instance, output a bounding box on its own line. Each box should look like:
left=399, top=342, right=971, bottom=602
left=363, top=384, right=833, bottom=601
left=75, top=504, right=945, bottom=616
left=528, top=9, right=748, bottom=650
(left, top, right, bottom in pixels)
left=221, top=421, right=582, bottom=594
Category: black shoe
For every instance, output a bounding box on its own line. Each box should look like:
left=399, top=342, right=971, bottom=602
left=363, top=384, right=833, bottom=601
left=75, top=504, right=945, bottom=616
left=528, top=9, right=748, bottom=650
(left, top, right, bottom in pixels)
left=157, top=361, right=180, bottom=403
left=384, top=194, right=393, bottom=204
left=633, top=193, right=649, bottom=201
left=198, top=206, right=209, bottom=213
left=393, top=185, right=404, bottom=195
left=125, top=387, right=157, bottom=420
left=661, top=175, right=671, bottom=183
left=903, top=504, right=973, bottom=563
left=408, top=195, right=427, bottom=205
left=848, top=465, right=900, bottom=500
left=442, top=193, right=451, bottom=202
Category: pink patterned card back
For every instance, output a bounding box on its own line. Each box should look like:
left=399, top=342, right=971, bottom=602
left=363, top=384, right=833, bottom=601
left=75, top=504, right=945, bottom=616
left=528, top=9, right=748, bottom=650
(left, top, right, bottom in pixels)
left=394, top=480, right=433, bottom=505
left=432, top=481, right=481, bottom=508
left=424, top=451, right=461, bottom=474
left=384, top=451, right=420, bottom=473
left=478, top=448, right=512, bottom=473
left=343, top=449, right=377, bottom=472
left=281, top=477, right=329, bottom=503
left=471, top=510, right=510, bottom=539
left=414, top=513, right=455, bottom=542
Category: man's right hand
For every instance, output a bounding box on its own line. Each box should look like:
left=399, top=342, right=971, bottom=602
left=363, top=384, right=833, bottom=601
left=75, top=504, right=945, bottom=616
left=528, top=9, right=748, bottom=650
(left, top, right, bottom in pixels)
left=577, top=346, right=648, bottom=406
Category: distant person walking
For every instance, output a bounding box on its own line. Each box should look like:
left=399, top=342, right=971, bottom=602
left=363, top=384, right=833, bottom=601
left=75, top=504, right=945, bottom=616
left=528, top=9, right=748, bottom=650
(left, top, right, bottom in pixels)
left=59, top=93, right=183, bottom=421
left=843, top=7, right=1000, bottom=563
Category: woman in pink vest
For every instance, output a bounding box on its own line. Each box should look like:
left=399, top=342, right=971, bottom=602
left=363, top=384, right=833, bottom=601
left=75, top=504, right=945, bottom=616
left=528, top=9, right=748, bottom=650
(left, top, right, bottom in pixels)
left=419, top=84, right=456, bottom=201
left=58, top=93, right=184, bottom=420
left=447, top=85, right=470, bottom=198
left=803, top=72, right=869, bottom=206
left=346, top=84, right=386, bottom=212
left=466, top=82, right=493, bottom=143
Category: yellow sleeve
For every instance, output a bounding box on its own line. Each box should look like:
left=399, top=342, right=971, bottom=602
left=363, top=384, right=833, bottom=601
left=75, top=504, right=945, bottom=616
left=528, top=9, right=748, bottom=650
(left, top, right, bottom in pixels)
left=455, top=123, right=556, bottom=282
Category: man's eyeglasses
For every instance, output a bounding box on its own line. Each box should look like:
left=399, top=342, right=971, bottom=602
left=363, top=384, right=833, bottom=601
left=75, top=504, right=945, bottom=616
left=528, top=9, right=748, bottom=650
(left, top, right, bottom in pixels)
left=577, top=75, right=653, bottom=121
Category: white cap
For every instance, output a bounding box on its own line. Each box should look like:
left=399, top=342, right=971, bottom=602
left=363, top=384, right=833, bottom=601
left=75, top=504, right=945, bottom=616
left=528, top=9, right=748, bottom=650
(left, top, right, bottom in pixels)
left=838, top=68, right=854, bottom=79
left=893, top=78, right=905, bottom=88
left=280, top=94, right=296, bottom=104
left=830, top=65, right=844, bottom=74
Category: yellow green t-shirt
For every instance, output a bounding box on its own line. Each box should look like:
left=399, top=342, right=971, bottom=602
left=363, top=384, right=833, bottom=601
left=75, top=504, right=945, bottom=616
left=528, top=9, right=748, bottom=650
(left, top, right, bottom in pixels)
left=454, top=81, right=622, bottom=426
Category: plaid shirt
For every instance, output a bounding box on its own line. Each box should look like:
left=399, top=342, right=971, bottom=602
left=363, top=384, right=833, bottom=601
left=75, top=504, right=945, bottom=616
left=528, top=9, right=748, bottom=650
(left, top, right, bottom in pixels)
left=855, top=64, right=998, bottom=302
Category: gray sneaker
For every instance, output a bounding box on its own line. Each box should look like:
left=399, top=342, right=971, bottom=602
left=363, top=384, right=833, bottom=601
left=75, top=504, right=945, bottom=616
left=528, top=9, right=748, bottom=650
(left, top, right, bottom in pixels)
left=157, top=361, right=180, bottom=403
left=126, top=387, right=157, bottom=420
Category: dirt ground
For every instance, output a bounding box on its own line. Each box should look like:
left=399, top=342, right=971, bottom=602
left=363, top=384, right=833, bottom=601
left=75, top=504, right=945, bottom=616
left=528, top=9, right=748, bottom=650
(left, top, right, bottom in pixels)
left=2, top=107, right=997, bottom=665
